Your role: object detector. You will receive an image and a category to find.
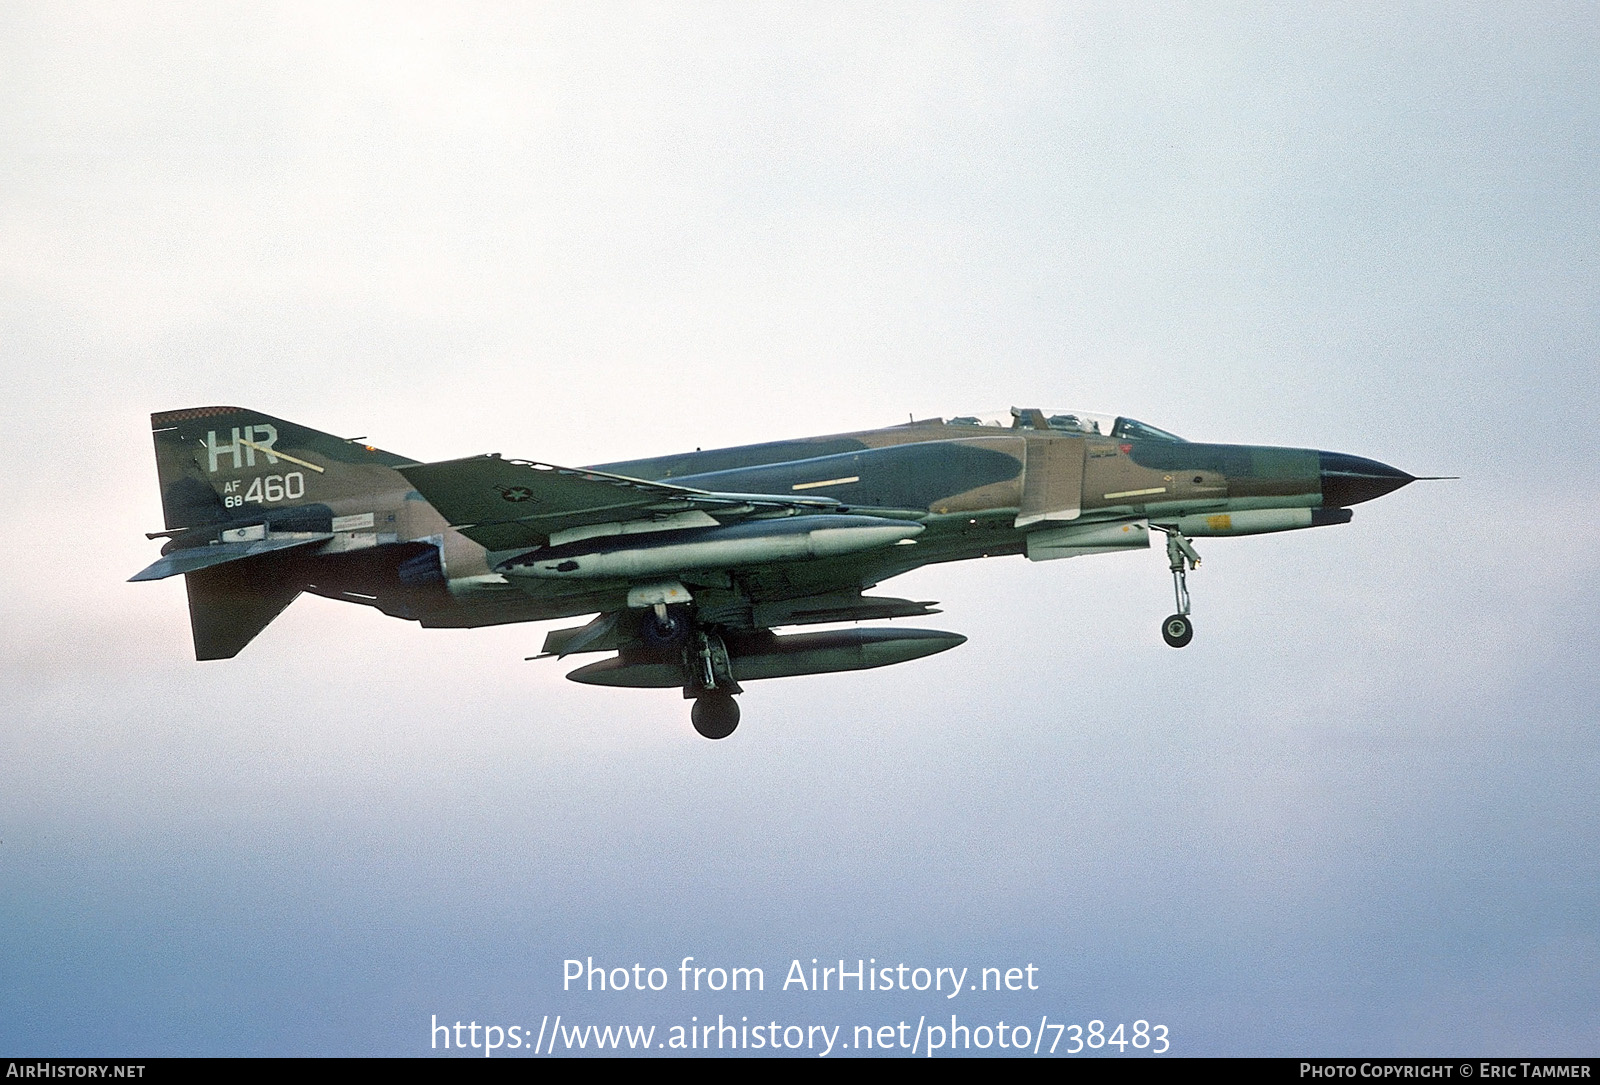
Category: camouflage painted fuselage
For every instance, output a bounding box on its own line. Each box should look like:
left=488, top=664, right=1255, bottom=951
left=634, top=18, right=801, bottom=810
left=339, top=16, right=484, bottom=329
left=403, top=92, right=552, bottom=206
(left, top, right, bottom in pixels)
left=140, top=407, right=1413, bottom=662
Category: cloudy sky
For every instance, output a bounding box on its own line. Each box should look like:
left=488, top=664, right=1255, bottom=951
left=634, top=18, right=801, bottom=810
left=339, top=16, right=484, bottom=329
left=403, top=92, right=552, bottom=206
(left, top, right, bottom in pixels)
left=2, top=2, right=1596, bottom=1056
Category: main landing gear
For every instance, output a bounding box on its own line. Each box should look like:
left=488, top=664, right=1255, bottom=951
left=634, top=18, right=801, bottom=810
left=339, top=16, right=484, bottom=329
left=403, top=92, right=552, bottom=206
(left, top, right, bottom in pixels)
left=642, top=602, right=688, bottom=646
left=691, top=692, right=740, bottom=740
left=1153, top=526, right=1200, bottom=648
left=640, top=604, right=745, bottom=740
left=685, top=625, right=743, bottom=740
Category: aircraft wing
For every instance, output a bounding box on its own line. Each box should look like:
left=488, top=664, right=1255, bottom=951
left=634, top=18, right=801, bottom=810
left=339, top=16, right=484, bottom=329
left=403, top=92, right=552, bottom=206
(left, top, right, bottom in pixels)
left=398, top=455, right=843, bottom=549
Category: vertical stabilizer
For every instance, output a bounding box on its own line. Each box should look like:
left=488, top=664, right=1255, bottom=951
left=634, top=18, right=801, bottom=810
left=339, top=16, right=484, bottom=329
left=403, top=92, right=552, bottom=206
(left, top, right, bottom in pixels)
left=148, top=406, right=417, bottom=659
left=149, top=406, right=416, bottom=531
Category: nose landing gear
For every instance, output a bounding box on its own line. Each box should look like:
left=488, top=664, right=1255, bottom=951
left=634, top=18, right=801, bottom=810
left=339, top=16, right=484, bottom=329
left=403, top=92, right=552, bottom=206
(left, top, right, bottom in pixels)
left=1153, top=527, right=1200, bottom=648
left=1161, top=612, right=1194, bottom=649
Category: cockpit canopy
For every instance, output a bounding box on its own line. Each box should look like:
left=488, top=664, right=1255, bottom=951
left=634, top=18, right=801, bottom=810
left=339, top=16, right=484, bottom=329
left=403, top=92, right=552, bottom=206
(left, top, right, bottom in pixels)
left=943, top=407, right=1184, bottom=442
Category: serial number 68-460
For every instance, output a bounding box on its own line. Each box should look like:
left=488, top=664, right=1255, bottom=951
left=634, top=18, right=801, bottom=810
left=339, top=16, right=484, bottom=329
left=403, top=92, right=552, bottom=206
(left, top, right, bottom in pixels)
left=222, top=471, right=306, bottom=508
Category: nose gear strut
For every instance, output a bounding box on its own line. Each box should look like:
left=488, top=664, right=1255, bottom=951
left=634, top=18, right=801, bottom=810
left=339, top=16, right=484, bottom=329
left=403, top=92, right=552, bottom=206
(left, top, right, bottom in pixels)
left=1152, top=526, right=1200, bottom=648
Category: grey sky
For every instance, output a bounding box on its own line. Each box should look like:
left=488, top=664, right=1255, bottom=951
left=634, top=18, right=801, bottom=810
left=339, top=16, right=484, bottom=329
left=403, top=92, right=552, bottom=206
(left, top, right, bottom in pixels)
left=2, top=3, right=1596, bottom=1055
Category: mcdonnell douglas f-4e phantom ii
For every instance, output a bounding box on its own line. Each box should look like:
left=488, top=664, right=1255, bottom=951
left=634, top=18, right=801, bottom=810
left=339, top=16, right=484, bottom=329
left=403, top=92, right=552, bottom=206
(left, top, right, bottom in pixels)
left=135, top=405, right=1427, bottom=739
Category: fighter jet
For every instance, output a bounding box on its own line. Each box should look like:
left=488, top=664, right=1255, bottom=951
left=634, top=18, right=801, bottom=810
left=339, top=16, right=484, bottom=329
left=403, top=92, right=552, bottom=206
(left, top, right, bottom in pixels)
left=134, top=405, right=1426, bottom=738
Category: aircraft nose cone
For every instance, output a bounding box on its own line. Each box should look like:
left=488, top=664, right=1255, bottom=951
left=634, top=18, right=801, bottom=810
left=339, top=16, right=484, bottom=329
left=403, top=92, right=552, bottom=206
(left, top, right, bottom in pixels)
left=1318, top=451, right=1414, bottom=507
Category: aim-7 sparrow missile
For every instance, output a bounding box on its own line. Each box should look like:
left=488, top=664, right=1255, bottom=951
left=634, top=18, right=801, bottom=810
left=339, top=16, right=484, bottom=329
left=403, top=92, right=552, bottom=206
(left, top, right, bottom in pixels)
left=503, top=514, right=922, bottom=581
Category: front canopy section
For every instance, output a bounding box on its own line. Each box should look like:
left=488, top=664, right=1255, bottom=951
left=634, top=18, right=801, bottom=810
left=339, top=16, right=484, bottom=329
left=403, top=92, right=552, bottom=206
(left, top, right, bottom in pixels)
left=943, top=407, right=1185, bottom=442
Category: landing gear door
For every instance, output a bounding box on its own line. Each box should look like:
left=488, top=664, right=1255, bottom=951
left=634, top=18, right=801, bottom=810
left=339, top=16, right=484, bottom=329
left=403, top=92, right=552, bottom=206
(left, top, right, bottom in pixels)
left=1016, top=437, right=1086, bottom=528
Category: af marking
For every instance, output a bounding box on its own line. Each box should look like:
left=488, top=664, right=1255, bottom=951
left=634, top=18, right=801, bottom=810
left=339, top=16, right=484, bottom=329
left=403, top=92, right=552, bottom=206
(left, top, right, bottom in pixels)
left=222, top=472, right=306, bottom=508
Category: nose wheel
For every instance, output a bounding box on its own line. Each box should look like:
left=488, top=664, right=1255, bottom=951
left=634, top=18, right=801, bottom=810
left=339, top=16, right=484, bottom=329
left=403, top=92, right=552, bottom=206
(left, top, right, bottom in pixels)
left=1154, top=527, right=1200, bottom=648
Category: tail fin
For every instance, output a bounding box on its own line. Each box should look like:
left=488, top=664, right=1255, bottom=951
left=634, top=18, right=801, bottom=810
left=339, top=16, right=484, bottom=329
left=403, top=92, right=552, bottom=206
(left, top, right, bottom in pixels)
left=150, top=406, right=416, bottom=531
left=147, top=407, right=418, bottom=659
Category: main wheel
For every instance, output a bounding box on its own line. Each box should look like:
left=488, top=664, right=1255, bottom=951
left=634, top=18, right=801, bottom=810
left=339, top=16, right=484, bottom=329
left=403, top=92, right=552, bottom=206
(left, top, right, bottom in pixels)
left=641, top=605, right=688, bottom=647
left=690, top=693, right=740, bottom=739
left=1161, top=613, right=1194, bottom=648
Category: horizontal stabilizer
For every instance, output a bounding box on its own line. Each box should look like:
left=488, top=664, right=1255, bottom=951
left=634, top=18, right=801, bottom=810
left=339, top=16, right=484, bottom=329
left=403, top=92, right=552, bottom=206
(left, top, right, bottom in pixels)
left=129, top=533, right=332, bottom=582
